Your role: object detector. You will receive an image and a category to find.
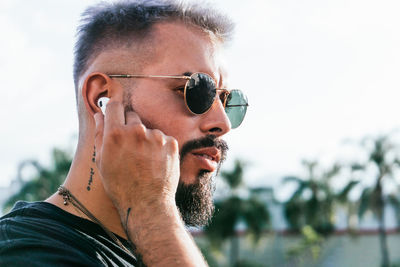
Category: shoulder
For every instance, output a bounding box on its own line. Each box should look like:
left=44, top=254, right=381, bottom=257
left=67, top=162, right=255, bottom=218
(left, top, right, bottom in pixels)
left=0, top=201, right=102, bottom=267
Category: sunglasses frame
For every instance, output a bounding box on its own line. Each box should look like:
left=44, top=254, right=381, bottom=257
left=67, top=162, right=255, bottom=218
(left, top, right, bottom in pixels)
left=108, top=72, right=248, bottom=123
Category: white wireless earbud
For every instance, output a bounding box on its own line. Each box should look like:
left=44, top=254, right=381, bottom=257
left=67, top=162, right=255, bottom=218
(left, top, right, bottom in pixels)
left=97, top=97, right=110, bottom=115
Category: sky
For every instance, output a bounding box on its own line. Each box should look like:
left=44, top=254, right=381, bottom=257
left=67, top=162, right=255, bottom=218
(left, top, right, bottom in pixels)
left=1, top=0, right=400, bottom=197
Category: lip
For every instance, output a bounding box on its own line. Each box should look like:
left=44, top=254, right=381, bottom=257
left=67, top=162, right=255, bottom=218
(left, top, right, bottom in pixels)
left=191, top=147, right=221, bottom=172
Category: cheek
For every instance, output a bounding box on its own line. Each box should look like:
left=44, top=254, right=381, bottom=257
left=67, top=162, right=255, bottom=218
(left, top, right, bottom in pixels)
left=130, top=90, right=196, bottom=149
left=131, top=89, right=175, bottom=124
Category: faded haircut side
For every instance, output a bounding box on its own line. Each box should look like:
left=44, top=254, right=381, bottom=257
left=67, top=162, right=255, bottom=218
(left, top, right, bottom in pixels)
left=73, top=0, right=235, bottom=101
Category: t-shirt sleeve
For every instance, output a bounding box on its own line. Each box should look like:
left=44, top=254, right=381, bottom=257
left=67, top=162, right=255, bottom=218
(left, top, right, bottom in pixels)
left=0, top=219, right=103, bottom=267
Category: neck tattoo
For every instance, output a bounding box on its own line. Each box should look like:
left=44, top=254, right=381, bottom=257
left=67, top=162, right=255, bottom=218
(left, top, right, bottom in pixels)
left=87, top=146, right=96, bottom=191
left=87, top=168, right=94, bottom=191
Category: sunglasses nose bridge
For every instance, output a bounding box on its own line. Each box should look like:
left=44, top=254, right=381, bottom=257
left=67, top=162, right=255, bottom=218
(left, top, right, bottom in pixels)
left=216, top=89, right=230, bottom=108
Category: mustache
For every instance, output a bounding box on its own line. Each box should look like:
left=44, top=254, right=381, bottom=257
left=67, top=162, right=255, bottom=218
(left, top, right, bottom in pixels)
left=180, top=135, right=229, bottom=163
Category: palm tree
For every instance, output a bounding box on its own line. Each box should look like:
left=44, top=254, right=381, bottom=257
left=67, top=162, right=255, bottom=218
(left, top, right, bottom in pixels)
left=282, top=160, right=342, bottom=235
left=352, top=135, right=400, bottom=267
left=335, top=178, right=360, bottom=232
left=3, top=147, right=72, bottom=212
left=387, top=193, right=400, bottom=230
left=204, top=159, right=271, bottom=266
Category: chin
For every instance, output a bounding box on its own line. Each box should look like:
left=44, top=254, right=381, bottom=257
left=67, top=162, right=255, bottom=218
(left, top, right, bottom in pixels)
left=180, top=169, right=213, bottom=185
left=175, top=170, right=216, bottom=227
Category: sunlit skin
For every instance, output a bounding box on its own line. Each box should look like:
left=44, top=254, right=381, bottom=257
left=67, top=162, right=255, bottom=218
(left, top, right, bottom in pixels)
left=46, top=21, right=231, bottom=242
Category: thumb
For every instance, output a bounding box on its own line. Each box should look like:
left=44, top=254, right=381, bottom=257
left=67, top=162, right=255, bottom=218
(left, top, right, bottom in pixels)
left=94, top=112, right=104, bottom=162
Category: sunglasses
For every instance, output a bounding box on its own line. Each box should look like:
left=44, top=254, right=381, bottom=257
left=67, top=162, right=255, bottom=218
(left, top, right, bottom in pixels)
left=108, top=72, right=248, bottom=129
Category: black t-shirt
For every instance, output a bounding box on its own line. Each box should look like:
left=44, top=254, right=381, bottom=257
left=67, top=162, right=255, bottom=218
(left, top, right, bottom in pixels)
left=0, top=201, right=144, bottom=266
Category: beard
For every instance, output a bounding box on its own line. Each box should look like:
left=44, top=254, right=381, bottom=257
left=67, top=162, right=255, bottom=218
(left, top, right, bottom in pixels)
left=175, top=171, right=216, bottom=227
left=175, top=135, right=228, bottom=227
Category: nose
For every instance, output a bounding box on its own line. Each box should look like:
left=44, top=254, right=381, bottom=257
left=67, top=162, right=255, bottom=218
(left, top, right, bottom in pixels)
left=199, top=96, right=231, bottom=136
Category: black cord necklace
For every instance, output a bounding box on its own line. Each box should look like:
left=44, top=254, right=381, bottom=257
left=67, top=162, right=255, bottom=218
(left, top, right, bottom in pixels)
left=57, top=186, right=135, bottom=258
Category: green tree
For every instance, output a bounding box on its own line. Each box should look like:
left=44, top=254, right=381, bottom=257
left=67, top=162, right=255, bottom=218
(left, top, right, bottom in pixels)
left=204, top=159, right=271, bottom=266
left=353, top=135, right=400, bottom=267
left=3, top=148, right=72, bottom=212
left=282, top=160, right=342, bottom=235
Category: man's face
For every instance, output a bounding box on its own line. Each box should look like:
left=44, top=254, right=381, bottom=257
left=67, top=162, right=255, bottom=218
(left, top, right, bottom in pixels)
left=110, top=22, right=231, bottom=225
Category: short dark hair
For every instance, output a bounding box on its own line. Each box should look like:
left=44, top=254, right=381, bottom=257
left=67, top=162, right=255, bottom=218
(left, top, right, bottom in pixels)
left=73, top=0, right=235, bottom=97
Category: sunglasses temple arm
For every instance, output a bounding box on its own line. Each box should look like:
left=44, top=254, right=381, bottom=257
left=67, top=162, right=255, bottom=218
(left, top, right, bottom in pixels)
left=108, top=74, right=191, bottom=80
left=225, top=104, right=249, bottom=107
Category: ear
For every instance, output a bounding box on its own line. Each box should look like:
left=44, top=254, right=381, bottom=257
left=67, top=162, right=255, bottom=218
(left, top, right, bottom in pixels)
left=81, top=72, right=119, bottom=116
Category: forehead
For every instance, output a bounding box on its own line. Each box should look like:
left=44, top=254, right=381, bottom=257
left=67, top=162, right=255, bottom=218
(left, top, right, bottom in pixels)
left=88, top=21, right=229, bottom=86
left=141, top=21, right=228, bottom=85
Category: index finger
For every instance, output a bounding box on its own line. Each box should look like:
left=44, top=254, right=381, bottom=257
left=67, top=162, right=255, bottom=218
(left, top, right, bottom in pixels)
left=104, top=83, right=125, bottom=128
left=125, top=110, right=143, bottom=126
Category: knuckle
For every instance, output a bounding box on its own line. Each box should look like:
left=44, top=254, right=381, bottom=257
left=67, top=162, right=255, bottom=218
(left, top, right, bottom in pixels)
left=131, top=124, right=147, bottom=138
left=152, top=129, right=165, bottom=144
left=109, top=127, right=123, bottom=138
left=108, top=128, right=123, bottom=143
left=167, top=136, right=179, bottom=152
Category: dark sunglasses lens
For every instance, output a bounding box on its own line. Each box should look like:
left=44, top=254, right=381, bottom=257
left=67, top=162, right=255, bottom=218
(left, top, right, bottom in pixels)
left=185, top=73, right=216, bottom=114
left=225, top=90, right=248, bottom=129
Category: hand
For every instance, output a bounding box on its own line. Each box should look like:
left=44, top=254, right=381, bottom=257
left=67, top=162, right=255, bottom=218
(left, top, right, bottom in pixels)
left=93, top=90, right=180, bottom=215
left=93, top=90, right=207, bottom=267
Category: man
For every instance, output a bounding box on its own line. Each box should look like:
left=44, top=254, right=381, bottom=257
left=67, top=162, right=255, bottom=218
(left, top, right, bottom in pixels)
left=0, top=0, right=248, bottom=266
